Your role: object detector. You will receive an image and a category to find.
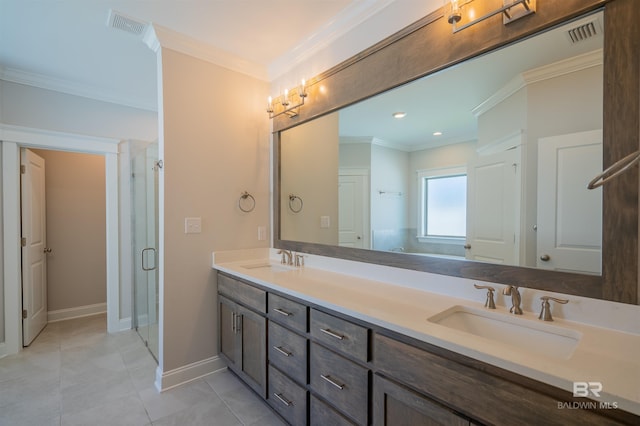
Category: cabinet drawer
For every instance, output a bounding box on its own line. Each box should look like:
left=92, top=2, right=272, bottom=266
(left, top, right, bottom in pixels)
left=310, top=394, right=356, bottom=426
left=268, top=321, right=307, bottom=385
left=268, top=293, right=307, bottom=333
left=310, top=309, right=368, bottom=362
left=268, top=365, right=307, bottom=426
left=310, top=343, right=368, bottom=426
left=218, top=273, right=266, bottom=313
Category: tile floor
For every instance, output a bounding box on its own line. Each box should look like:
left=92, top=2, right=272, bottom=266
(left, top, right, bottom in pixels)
left=0, top=314, right=286, bottom=426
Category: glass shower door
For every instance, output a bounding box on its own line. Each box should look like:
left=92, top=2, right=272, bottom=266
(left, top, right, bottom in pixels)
left=131, top=141, right=159, bottom=361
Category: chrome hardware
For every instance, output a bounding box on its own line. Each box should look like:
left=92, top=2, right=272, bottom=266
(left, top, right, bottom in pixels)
left=231, top=312, right=236, bottom=334
left=464, top=243, right=472, bottom=250
left=273, top=393, right=292, bottom=406
left=288, top=194, right=304, bottom=213
left=539, top=254, right=550, bottom=262
left=273, top=308, right=292, bottom=317
left=273, top=346, right=292, bottom=357
left=538, top=296, right=569, bottom=321
left=474, top=284, right=496, bottom=309
left=503, top=285, right=523, bottom=315
left=295, top=253, right=305, bottom=267
left=43, top=247, right=52, bottom=253
left=320, top=374, right=345, bottom=390
left=320, top=328, right=344, bottom=340
left=277, top=249, right=293, bottom=265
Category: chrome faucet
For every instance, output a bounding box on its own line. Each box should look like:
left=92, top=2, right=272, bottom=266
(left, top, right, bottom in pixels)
left=294, top=253, right=305, bottom=267
left=503, top=285, right=523, bottom=315
left=277, top=249, right=293, bottom=265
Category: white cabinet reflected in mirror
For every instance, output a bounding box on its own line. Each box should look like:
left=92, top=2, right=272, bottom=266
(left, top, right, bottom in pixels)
left=280, top=11, right=603, bottom=276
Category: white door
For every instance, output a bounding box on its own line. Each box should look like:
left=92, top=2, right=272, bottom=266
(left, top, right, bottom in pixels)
left=338, top=174, right=367, bottom=248
left=21, top=149, right=48, bottom=346
left=537, top=130, right=602, bottom=274
left=466, top=147, right=521, bottom=265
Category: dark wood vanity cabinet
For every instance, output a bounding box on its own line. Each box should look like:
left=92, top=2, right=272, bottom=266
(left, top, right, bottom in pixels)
left=217, top=275, right=267, bottom=398
left=373, top=374, right=469, bottom=426
left=217, top=272, right=638, bottom=426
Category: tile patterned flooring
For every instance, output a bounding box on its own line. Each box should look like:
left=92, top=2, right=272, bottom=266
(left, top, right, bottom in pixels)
left=0, top=314, right=286, bottom=426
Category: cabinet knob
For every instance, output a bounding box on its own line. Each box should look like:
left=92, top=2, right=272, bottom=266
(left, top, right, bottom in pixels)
left=464, top=244, right=471, bottom=250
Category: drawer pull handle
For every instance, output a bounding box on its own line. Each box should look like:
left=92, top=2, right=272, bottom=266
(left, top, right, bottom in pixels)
left=273, top=308, right=292, bottom=317
left=320, top=328, right=344, bottom=340
left=273, top=392, right=292, bottom=407
left=320, top=374, right=345, bottom=390
left=273, top=346, right=292, bottom=357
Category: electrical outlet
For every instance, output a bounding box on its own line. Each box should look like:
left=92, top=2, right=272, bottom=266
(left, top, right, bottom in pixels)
left=184, top=217, right=202, bottom=234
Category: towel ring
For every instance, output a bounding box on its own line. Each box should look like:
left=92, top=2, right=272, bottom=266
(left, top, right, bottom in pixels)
left=588, top=150, right=640, bottom=189
left=288, top=194, right=303, bottom=213
left=238, top=191, right=256, bottom=213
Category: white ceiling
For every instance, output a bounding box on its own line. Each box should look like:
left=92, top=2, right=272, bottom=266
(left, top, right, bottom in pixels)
left=0, top=0, right=436, bottom=112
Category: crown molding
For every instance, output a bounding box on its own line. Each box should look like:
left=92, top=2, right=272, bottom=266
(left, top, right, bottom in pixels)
left=472, top=49, right=603, bottom=117
left=145, top=23, right=269, bottom=82
left=0, top=66, right=157, bottom=112
left=268, top=0, right=396, bottom=81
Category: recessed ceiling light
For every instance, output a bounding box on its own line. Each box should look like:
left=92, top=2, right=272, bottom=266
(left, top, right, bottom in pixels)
left=392, top=112, right=407, bottom=119
left=433, top=131, right=443, bottom=136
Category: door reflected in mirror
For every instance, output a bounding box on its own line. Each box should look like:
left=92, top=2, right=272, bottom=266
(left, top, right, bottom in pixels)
left=280, top=12, right=604, bottom=276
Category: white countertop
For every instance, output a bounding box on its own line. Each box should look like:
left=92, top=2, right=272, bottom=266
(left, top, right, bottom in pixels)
left=212, top=248, right=640, bottom=415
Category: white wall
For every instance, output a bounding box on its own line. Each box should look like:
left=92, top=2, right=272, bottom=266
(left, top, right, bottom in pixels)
left=370, top=144, right=408, bottom=242
left=0, top=81, right=158, bottom=142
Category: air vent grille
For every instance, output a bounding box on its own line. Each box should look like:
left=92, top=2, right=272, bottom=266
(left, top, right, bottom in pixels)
left=566, top=21, right=600, bottom=44
left=107, top=9, right=147, bottom=36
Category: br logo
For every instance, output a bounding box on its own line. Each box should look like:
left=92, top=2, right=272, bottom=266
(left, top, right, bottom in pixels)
left=573, top=382, right=603, bottom=398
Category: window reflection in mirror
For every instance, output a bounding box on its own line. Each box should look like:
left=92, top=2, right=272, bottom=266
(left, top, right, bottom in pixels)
left=279, top=11, right=604, bottom=276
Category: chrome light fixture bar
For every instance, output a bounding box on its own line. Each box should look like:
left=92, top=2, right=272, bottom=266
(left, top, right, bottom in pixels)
left=449, top=0, right=536, bottom=33
left=267, top=80, right=307, bottom=119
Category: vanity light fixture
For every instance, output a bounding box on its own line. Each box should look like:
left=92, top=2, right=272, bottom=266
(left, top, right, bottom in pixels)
left=392, top=111, right=407, bottom=119
left=267, top=79, right=307, bottom=119
left=448, top=0, right=536, bottom=33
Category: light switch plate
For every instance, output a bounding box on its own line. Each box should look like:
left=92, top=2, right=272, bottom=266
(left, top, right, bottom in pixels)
left=320, top=216, right=330, bottom=228
left=258, top=226, right=267, bottom=241
left=185, top=217, right=202, bottom=234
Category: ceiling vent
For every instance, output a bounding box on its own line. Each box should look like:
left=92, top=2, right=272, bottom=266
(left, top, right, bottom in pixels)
left=565, top=18, right=601, bottom=44
left=107, top=9, right=147, bottom=36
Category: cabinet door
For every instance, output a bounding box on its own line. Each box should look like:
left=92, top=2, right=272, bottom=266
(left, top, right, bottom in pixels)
left=373, top=375, right=468, bottom=426
left=238, top=305, right=267, bottom=397
left=219, top=296, right=238, bottom=366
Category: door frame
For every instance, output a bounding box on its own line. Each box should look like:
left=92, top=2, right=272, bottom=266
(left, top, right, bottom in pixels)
left=1, top=124, right=121, bottom=356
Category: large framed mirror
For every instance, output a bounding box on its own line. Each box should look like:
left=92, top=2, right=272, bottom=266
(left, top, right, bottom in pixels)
left=274, top=0, right=639, bottom=304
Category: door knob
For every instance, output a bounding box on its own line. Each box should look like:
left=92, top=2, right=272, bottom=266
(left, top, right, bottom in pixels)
left=540, top=254, right=551, bottom=261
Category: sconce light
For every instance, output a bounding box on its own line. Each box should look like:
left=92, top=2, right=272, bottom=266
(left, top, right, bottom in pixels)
left=267, top=79, right=307, bottom=119
left=448, top=0, right=536, bottom=33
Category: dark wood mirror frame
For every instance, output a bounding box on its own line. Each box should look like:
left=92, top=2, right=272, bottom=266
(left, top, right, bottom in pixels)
left=274, top=0, right=639, bottom=304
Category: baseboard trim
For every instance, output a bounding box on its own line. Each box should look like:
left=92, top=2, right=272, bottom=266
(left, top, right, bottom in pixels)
left=155, top=355, right=227, bottom=392
left=48, top=303, right=107, bottom=323
left=118, top=317, right=132, bottom=331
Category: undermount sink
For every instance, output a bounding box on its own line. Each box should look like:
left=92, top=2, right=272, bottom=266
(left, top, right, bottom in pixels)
left=241, top=262, right=294, bottom=273
left=428, top=305, right=582, bottom=360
